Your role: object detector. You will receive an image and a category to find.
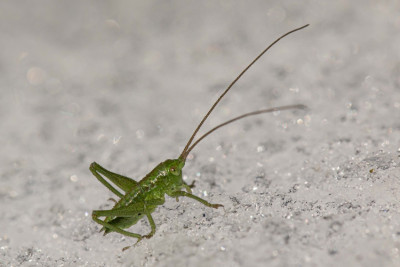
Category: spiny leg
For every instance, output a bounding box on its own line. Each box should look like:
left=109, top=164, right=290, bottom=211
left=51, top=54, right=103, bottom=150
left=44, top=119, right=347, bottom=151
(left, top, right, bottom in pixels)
left=90, top=162, right=138, bottom=197
left=122, top=212, right=157, bottom=251
left=92, top=213, right=143, bottom=240
left=104, top=197, right=164, bottom=236
left=169, top=191, right=223, bottom=209
left=92, top=202, right=151, bottom=239
left=91, top=162, right=138, bottom=192
left=101, top=213, right=145, bottom=236
left=92, top=199, right=164, bottom=249
left=90, top=162, right=123, bottom=197
left=143, top=213, right=156, bottom=238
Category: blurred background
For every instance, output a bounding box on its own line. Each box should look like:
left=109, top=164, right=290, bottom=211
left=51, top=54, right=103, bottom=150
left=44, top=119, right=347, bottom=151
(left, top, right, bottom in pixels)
left=1, top=1, right=400, bottom=266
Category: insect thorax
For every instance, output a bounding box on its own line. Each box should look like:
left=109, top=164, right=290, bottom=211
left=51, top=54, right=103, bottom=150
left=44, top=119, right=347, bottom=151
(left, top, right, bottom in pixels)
left=139, top=158, right=185, bottom=197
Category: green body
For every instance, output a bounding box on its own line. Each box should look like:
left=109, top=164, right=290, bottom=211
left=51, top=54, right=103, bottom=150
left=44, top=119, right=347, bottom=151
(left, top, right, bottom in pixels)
left=90, top=158, right=222, bottom=249
left=89, top=24, right=308, bottom=250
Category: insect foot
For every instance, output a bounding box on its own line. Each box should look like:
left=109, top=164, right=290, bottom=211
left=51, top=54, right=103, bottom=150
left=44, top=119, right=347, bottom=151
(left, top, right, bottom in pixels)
left=211, top=203, right=224, bottom=209
left=123, top=232, right=154, bottom=251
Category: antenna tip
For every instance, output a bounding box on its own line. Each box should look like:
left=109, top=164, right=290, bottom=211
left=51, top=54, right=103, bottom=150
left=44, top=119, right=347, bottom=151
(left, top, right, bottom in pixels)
left=295, top=104, right=309, bottom=111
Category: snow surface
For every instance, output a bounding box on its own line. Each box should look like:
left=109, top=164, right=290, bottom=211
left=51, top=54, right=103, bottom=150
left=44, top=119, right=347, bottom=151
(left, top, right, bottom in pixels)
left=1, top=1, right=400, bottom=266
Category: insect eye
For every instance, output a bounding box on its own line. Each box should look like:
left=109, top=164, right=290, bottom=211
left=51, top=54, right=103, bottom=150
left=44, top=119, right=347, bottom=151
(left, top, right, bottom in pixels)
left=170, top=166, right=179, bottom=175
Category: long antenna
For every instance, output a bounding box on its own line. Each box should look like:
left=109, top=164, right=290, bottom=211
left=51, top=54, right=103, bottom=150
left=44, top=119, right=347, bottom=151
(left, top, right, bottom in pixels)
left=183, top=104, right=307, bottom=158
left=179, top=24, right=309, bottom=160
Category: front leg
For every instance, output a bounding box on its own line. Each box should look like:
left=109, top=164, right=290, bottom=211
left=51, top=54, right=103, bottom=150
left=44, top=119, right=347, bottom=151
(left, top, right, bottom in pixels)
left=168, top=191, right=223, bottom=209
left=183, top=180, right=196, bottom=194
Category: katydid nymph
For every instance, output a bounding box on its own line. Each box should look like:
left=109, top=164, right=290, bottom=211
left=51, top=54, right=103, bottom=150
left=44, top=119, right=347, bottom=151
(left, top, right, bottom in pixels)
left=90, top=24, right=309, bottom=250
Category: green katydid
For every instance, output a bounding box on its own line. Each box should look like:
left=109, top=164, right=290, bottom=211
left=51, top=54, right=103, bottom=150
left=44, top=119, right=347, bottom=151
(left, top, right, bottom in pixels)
left=90, top=24, right=309, bottom=250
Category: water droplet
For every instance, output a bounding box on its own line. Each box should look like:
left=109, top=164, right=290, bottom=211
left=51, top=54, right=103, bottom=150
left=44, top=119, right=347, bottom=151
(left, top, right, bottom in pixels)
left=70, top=175, right=78, bottom=182
left=257, top=145, right=265, bottom=152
